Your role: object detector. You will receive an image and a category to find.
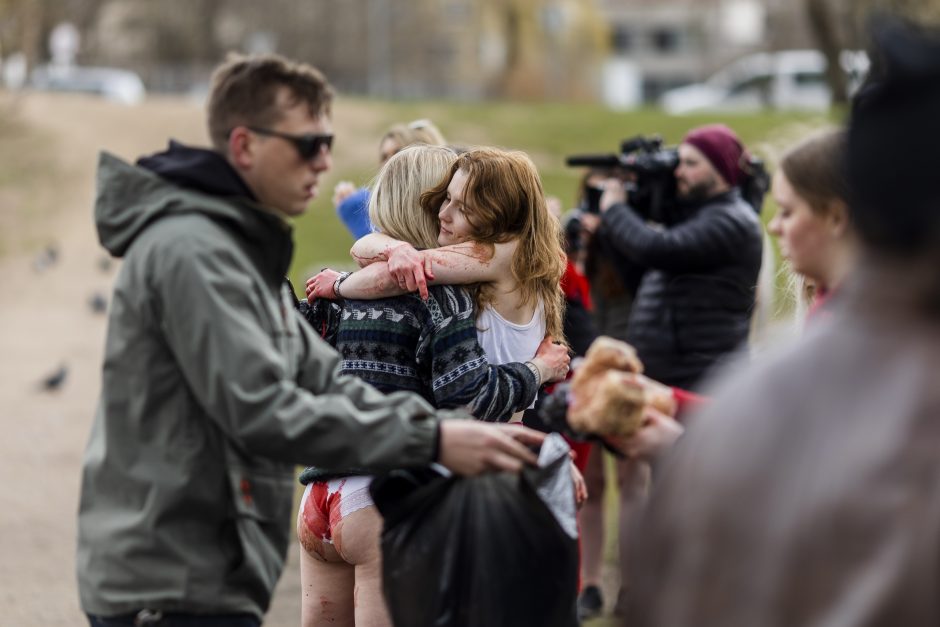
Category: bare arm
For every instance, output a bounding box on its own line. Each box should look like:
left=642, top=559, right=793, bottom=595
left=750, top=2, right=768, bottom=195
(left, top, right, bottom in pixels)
left=350, top=233, right=404, bottom=268
left=387, top=239, right=517, bottom=299
left=316, top=238, right=519, bottom=301
left=306, top=265, right=405, bottom=301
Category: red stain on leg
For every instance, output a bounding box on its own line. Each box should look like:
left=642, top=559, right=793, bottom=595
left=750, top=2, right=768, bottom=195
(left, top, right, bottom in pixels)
left=299, top=481, right=345, bottom=560
left=319, top=595, right=337, bottom=623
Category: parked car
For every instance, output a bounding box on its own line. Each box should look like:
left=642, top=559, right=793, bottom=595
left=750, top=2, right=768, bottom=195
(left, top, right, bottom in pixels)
left=659, top=49, right=869, bottom=114
left=30, top=65, right=145, bottom=105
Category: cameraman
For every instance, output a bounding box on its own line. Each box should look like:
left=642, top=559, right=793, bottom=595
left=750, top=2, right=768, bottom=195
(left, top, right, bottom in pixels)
left=597, top=124, right=763, bottom=390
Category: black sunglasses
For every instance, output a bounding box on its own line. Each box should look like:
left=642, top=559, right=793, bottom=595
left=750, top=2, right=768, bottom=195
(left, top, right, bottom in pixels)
left=247, top=126, right=333, bottom=160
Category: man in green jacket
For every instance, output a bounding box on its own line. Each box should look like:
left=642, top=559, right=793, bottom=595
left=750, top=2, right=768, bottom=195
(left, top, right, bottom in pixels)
left=77, top=54, right=544, bottom=626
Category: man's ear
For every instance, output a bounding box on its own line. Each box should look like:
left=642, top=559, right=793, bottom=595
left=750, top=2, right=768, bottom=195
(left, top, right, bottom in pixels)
left=827, top=199, right=851, bottom=237
left=227, top=126, right=255, bottom=170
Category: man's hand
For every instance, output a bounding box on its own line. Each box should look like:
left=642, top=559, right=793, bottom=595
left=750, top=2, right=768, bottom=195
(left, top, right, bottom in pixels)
left=530, top=336, right=571, bottom=383
left=579, top=212, right=601, bottom=235
left=599, top=178, right=627, bottom=213
left=332, top=181, right=357, bottom=207
left=306, top=269, right=341, bottom=301
left=438, top=420, right=545, bottom=475
left=387, top=243, right=434, bottom=300
left=604, top=407, right=684, bottom=461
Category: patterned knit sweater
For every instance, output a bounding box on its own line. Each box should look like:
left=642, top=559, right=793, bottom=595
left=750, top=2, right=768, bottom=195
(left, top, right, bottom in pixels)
left=303, top=285, right=538, bottom=422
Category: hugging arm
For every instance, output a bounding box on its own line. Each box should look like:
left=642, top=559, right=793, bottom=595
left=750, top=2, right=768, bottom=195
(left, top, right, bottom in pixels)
left=385, top=239, right=517, bottom=299
left=306, top=264, right=404, bottom=301
left=323, top=236, right=517, bottom=301
left=350, top=233, right=403, bottom=268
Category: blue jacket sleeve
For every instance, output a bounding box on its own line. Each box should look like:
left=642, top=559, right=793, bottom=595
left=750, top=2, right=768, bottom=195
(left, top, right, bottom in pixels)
left=336, top=188, right=373, bottom=240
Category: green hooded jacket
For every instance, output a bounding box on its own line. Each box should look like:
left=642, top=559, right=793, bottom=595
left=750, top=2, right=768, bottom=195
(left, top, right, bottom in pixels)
left=77, top=146, right=445, bottom=618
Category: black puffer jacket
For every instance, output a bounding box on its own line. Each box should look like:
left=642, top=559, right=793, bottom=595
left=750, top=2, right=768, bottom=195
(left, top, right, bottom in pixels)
left=600, top=190, right=762, bottom=389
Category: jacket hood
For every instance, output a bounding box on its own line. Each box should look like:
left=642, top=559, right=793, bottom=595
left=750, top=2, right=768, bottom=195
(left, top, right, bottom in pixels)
left=95, top=142, right=294, bottom=281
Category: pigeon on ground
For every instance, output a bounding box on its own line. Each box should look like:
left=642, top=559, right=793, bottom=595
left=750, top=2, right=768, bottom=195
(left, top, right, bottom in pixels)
left=32, top=244, right=60, bottom=273
left=89, top=292, right=108, bottom=314
left=39, top=364, right=68, bottom=391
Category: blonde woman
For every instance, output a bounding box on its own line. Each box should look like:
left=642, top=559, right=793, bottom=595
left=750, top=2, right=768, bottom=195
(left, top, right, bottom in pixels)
left=310, top=147, right=568, bottom=419
left=297, top=145, right=570, bottom=627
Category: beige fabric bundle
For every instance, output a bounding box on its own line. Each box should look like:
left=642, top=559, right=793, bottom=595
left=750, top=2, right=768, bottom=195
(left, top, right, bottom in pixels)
left=569, top=337, right=675, bottom=437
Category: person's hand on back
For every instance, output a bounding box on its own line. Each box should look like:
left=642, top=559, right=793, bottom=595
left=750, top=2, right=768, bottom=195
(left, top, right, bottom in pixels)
left=387, top=243, right=434, bottom=300
left=530, top=336, right=571, bottom=383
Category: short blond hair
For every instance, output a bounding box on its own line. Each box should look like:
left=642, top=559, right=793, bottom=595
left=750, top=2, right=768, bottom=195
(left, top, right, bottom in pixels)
left=368, top=144, right=457, bottom=249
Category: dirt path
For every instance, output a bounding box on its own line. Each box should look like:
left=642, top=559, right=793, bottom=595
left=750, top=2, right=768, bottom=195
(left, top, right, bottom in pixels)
left=0, top=92, right=301, bottom=626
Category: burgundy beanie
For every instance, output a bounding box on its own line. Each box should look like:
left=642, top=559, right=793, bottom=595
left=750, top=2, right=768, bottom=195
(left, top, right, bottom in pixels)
left=682, top=124, right=745, bottom=186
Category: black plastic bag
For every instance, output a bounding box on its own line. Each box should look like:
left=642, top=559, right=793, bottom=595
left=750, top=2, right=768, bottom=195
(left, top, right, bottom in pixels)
left=370, top=434, right=579, bottom=627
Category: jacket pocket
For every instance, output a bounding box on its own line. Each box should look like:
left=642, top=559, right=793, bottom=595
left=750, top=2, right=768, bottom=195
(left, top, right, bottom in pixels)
left=227, top=464, right=295, bottom=523
left=223, top=461, right=295, bottom=605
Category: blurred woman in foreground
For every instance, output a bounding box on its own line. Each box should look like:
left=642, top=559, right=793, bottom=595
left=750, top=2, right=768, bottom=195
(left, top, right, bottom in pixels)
left=769, top=128, right=858, bottom=318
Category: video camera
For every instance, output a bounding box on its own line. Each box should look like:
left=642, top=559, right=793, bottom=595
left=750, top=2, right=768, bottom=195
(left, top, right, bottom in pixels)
left=566, top=135, right=769, bottom=223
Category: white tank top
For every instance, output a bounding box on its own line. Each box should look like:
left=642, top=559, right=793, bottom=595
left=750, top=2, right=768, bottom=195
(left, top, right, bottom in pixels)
left=477, top=301, right=546, bottom=410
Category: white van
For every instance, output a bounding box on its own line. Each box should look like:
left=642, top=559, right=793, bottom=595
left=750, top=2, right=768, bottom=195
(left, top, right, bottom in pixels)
left=30, top=65, right=146, bottom=105
left=659, top=49, right=869, bottom=114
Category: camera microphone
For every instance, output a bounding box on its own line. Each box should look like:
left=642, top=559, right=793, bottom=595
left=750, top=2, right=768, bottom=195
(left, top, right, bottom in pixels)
left=565, top=154, right=624, bottom=168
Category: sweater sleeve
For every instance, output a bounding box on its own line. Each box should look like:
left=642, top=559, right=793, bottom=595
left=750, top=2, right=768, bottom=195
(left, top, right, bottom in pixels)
left=421, top=288, right=539, bottom=422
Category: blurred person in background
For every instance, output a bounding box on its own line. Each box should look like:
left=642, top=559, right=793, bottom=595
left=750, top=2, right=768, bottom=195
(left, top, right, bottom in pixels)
left=576, top=128, right=852, bottom=621
left=562, top=170, right=649, bottom=621
left=77, top=54, right=543, bottom=627
left=628, top=16, right=940, bottom=626
left=598, top=124, right=764, bottom=391
left=574, top=126, right=768, bottom=617
left=333, top=118, right=446, bottom=239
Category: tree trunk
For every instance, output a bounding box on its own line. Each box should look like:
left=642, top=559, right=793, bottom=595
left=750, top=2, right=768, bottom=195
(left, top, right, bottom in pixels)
left=805, top=0, right=850, bottom=105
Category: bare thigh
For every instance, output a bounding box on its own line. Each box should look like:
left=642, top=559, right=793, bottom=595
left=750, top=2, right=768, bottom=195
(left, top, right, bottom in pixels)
left=334, top=505, right=392, bottom=627
left=298, top=506, right=355, bottom=627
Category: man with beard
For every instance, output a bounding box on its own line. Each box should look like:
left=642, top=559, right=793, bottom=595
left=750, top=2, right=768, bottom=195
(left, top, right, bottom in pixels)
left=598, top=124, right=763, bottom=390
